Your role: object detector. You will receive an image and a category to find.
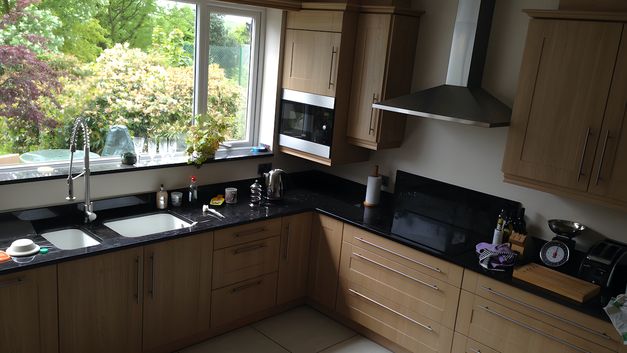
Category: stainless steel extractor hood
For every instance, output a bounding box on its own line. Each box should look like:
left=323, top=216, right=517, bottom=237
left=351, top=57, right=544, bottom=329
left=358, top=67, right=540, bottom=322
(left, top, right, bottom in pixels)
left=373, top=0, right=511, bottom=128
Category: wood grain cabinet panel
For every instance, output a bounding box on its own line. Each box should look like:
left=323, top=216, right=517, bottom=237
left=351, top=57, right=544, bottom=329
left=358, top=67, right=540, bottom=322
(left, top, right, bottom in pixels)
left=308, top=213, right=344, bottom=309
left=58, top=247, right=143, bottom=353
left=277, top=212, right=313, bottom=305
left=282, top=29, right=341, bottom=97
left=503, top=15, right=627, bottom=210
left=142, top=232, right=213, bottom=353
left=456, top=290, right=615, bottom=353
left=462, top=271, right=622, bottom=350
left=343, top=224, right=463, bottom=286
left=0, top=266, right=58, bottom=353
left=451, top=332, right=500, bottom=353
left=347, top=12, right=420, bottom=150
left=213, top=236, right=280, bottom=289
left=214, top=218, right=281, bottom=250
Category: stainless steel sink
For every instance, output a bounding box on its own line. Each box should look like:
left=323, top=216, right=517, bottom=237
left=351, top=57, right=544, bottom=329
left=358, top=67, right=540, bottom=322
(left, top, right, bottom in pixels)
left=41, top=228, right=101, bottom=250
left=104, top=213, right=194, bottom=238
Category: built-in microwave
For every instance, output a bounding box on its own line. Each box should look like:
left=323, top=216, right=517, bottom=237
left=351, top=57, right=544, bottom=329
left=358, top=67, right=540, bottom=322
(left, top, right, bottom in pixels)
left=279, top=89, right=335, bottom=159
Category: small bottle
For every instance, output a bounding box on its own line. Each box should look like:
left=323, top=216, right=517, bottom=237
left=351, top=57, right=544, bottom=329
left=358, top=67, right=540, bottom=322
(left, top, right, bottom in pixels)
left=492, top=209, right=505, bottom=245
left=188, top=176, right=198, bottom=204
left=156, top=184, right=168, bottom=209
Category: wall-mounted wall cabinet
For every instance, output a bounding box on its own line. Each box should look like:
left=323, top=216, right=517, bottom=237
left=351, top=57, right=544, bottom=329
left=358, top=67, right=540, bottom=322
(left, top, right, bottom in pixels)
left=502, top=11, right=627, bottom=211
left=346, top=10, right=420, bottom=150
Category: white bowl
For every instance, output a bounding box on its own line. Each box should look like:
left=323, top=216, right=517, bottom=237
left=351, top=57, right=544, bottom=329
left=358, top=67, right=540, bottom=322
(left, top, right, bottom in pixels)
left=6, top=239, right=40, bottom=257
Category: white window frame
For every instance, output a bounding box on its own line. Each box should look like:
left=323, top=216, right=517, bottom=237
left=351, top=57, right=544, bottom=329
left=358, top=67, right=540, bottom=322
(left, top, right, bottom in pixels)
left=194, top=1, right=265, bottom=149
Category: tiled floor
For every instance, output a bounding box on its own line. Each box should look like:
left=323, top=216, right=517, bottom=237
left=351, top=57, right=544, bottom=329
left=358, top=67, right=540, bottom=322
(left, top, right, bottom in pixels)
left=178, top=306, right=392, bottom=353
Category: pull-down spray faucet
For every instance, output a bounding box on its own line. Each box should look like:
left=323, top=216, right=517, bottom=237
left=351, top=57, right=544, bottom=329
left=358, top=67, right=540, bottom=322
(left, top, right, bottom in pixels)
left=67, top=117, right=97, bottom=223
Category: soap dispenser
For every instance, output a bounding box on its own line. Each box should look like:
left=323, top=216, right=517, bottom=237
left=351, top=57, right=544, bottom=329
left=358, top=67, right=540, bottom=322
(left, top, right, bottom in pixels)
left=157, top=184, right=168, bottom=209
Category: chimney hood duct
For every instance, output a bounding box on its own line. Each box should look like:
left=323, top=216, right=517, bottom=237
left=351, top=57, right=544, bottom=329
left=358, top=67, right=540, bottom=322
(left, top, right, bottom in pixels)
left=373, top=0, right=511, bottom=128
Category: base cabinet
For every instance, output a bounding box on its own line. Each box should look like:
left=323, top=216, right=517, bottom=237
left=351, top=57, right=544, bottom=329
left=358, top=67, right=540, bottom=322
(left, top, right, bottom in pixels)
left=58, top=247, right=144, bottom=353
left=0, top=266, right=58, bottom=353
left=277, top=212, right=313, bottom=305
left=307, top=213, right=344, bottom=309
left=142, top=232, right=213, bottom=353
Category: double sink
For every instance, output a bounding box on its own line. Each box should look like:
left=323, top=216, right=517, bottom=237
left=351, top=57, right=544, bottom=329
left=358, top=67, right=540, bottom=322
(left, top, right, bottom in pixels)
left=40, top=213, right=195, bottom=250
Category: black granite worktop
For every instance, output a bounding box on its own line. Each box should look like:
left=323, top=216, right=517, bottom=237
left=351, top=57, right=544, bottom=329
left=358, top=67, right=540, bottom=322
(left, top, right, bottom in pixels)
left=0, top=171, right=613, bottom=323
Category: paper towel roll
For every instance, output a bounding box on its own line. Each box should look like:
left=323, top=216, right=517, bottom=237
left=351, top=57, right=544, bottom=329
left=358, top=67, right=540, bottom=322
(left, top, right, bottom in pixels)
left=364, top=175, right=382, bottom=207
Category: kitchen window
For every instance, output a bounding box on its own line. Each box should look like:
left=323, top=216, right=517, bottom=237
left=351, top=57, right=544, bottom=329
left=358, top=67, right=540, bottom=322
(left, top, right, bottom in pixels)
left=0, top=0, right=265, bottom=180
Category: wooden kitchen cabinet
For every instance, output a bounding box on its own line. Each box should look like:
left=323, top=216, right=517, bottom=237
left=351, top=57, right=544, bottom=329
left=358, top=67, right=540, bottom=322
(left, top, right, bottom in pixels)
left=0, top=266, right=58, bottom=353
left=277, top=212, right=313, bottom=305
left=346, top=11, right=420, bottom=150
left=456, top=290, right=615, bottom=353
left=503, top=12, right=627, bottom=210
left=142, top=232, right=213, bottom=353
left=307, top=213, right=344, bottom=309
left=451, top=332, right=499, bottom=353
left=58, top=247, right=143, bottom=353
left=283, top=29, right=341, bottom=97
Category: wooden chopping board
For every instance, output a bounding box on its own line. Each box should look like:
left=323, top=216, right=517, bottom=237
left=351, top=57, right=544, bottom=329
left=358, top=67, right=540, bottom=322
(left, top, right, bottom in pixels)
left=513, top=263, right=600, bottom=303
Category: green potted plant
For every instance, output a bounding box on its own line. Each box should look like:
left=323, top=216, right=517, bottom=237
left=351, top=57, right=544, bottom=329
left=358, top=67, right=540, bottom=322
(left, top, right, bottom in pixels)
left=186, top=113, right=230, bottom=166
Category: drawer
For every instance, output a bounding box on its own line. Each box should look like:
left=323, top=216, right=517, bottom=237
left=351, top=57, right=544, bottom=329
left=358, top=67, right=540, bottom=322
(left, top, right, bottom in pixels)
left=462, top=271, right=621, bottom=350
left=338, top=284, right=453, bottom=353
left=343, top=224, right=463, bottom=286
left=211, top=272, right=278, bottom=328
left=339, top=241, right=460, bottom=329
left=286, top=10, right=343, bottom=32
left=212, top=237, right=280, bottom=289
left=214, top=218, right=282, bottom=250
left=456, top=290, right=615, bottom=353
left=452, top=332, right=500, bottom=353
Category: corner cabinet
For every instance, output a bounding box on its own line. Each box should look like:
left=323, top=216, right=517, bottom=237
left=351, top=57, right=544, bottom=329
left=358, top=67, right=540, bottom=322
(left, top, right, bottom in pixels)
left=502, top=11, right=627, bottom=211
left=307, top=213, right=344, bottom=310
left=0, top=266, right=58, bottom=353
left=277, top=212, right=313, bottom=305
left=346, top=10, right=420, bottom=150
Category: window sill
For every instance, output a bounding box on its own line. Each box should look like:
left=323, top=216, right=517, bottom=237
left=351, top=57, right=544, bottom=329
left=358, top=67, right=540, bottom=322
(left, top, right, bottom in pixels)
left=0, top=149, right=273, bottom=186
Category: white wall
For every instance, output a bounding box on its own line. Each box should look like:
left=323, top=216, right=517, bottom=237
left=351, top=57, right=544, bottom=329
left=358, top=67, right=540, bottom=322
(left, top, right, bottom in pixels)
left=318, top=0, right=627, bottom=247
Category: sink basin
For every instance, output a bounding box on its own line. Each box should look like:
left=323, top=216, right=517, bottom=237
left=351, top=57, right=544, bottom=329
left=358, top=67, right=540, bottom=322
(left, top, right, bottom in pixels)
left=104, top=213, right=194, bottom=238
left=41, top=228, right=101, bottom=250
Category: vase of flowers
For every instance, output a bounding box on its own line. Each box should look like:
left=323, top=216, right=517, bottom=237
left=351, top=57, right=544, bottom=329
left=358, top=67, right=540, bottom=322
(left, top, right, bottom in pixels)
left=186, top=114, right=230, bottom=166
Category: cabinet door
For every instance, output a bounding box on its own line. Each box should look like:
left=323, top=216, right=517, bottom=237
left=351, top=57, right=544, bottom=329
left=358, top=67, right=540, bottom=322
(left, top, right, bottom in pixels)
left=283, top=29, right=341, bottom=97
left=307, top=213, right=343, bottom=309
left=503, top=19, right=622, bottom=191
left=0, top=266, right=57, bottom=353
left=142, top=232, right=213, bottom=353
left=346, top=14, right=390, bottom=145
left=277, top=212, right=313, bottom=305
left=589, top=24, right=627, bottom=204
left=456, top=291, right=614, bottom=353
left=58, top=247, right=143, bottom=353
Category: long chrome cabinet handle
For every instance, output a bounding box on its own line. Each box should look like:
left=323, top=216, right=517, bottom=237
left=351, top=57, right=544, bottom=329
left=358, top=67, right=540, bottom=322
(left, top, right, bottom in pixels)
left=577, top=128, right=592, bottom=182
left=348, top=288, right=433, bottom=332
left=0, top=277, right=24, bottom=288
left=480, top=306, right=591, bottom=353
left=480, top=286, right=611, bottom=340
left=232, top=279, right=263, bottom=293
left=289, top=42, right=295, bottom=78
left=595, top=130, right=611, bottom=186
left=354, top=237, right=442, bottom=273
left=234, top=243, right=266, bottom=254
left=234, top=227, right=266, bottom=237
left=328, top=47, right=337, bottom=88
left=353, top=252, right=439, bottom=291
left=368, top=93, right=378, bottom=135
left=149, top=253, right=156, bottom=298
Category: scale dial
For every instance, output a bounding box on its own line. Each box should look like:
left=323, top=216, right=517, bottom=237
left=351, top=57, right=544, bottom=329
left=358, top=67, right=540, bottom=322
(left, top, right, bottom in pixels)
left=540, top=240, right=570, bottom=267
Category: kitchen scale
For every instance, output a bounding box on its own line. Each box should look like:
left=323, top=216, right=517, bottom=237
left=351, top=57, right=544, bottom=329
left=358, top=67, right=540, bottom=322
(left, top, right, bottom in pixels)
left=539, top=219, right=585, bottom=267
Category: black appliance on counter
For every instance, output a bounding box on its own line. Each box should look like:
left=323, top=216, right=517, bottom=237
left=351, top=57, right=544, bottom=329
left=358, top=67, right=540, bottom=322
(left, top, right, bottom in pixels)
left=279, top=89, right=335, bottom=159
left=580, top=239, right=627, bottom=296
left=390, top=171, right=521, bottom=255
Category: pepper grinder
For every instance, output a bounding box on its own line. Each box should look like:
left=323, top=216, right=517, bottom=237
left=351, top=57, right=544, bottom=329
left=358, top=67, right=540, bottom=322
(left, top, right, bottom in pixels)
left=249, top=179, right=263, bottom=207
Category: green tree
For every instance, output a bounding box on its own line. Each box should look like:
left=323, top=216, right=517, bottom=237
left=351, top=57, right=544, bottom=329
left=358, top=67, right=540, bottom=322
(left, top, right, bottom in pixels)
left=0, top=3, right=63, bottom=55
left=61, top=19, right=110, bottom=62
left=95, top=0, right=156, bottom=50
